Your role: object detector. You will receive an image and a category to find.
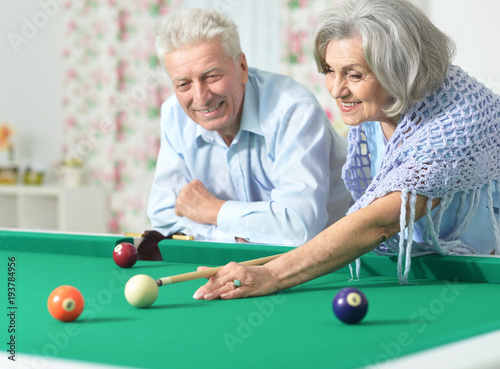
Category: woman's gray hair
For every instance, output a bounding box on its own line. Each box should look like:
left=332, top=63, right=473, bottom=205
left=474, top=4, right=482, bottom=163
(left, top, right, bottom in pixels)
left=313, top=0, right=456, bottom=116
left=156, top=8, right=242, bottom=70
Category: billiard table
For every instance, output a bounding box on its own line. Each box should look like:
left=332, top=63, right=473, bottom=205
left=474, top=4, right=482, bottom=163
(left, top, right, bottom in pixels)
left=1, top=229, right=500, bottom=369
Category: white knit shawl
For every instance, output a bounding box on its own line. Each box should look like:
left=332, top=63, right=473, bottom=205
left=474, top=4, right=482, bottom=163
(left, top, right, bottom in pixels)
left=342, top=65, right=500, bottom=283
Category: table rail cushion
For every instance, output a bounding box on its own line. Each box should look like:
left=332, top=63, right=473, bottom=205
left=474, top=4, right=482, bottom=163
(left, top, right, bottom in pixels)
left=0, top=229, right=132, bottom=257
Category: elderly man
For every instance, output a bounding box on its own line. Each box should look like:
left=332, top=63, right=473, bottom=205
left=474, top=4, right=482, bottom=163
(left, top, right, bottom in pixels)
left=147, top=8, right=351, bottom=246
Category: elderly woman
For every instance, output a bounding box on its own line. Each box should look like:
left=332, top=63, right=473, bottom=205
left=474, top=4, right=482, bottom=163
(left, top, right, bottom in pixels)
left=193, top=0, right=500, bottom=300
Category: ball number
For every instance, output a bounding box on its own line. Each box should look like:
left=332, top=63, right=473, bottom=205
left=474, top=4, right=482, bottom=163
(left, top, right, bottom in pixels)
left=62, top=298, right=77, bottom=312
left=346, top=292, right=362, bottom=307
left=332, top=287, right=368, bottom=324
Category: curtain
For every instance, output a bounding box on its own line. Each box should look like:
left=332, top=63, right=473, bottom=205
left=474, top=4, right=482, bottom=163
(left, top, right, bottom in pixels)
left=61, top=0, right=180, bottom=233
left=280, top=0, right=347, bottom=137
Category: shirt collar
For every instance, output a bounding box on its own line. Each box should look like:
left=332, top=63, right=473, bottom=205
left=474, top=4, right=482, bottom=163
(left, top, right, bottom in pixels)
left=238, top=77, right=263, bottom=136
left=196, top=126, right=217, bottom=145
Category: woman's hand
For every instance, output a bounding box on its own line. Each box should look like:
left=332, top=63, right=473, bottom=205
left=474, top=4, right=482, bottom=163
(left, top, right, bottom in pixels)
left=193, top=263, right=280, bottom=300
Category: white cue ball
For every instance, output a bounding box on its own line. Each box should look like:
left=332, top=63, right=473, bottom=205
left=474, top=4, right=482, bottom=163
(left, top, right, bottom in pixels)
left=124, top=274, right=158, bottom=308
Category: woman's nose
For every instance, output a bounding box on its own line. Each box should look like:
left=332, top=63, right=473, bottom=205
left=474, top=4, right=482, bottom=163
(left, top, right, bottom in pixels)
left=328, top=76, right=349, bottom=100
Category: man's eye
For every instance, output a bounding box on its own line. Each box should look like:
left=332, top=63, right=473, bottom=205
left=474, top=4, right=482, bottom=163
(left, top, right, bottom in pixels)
left=176, top=82, right=190, bottom=91
left=206, top=74, right=221, bottom=81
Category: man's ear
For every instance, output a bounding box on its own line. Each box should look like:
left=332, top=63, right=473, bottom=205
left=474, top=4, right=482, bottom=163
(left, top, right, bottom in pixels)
left=239, top=53, right=249, bottom=85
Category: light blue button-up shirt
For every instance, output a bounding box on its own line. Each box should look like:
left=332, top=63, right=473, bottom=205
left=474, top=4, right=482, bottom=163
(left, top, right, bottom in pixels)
left=147, top=68, right=352, bottom=246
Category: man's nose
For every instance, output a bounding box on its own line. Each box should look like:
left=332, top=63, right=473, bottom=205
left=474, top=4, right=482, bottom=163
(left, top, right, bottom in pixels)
left=193, top=81, right=212, bottom=105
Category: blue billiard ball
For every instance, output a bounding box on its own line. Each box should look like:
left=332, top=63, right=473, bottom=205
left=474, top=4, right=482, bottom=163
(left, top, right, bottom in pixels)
left=332, top=287, right=368, bottom=324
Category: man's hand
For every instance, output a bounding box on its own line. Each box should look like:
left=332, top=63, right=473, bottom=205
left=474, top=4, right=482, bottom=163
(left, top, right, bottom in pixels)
left=175, top=180, right=225, bottom=225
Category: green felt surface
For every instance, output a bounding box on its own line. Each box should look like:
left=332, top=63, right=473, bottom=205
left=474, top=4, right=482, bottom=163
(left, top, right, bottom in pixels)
left=1, top=231, right=500, bottom=369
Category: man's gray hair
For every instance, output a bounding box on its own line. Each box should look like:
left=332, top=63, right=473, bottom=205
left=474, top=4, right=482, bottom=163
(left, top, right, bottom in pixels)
left=156, top=8, right=242, bottom=69
left=313, top=0, right=456, bottom=116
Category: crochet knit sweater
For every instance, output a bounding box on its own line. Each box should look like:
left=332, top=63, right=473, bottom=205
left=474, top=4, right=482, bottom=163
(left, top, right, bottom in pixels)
left=342, top=65, right=500, bottom=283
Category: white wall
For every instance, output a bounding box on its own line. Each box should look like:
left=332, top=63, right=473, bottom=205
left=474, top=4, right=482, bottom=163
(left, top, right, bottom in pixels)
left=422, top=0, right=500, bottom=94
left=181, top=0, right=280, bottom=74
left=0, top=1, right=63, bottom=176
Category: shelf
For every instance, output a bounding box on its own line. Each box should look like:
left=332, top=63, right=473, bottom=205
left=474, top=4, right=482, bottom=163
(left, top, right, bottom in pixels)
left=0, top=185, right=107, bottom=233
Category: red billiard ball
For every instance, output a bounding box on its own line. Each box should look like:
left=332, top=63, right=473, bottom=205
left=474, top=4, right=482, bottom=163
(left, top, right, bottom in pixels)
left=332, top=287, right=368, bottom=324
left=47, top=285, right=84, bottom=322
left=113, top=242, right=138, bottom=268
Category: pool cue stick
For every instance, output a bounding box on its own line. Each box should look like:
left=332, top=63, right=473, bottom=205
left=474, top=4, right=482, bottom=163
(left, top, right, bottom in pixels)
left=155, top=254, right=282, bottom=287
left=124, top=232, right=143, bottom=237
left=172, top=235, right=194, bottom=240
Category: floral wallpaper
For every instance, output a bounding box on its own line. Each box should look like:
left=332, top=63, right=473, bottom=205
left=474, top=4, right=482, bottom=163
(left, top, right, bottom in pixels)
left=280, top=0, right=347, bottom=137
left=61, top=0, right=344, bottom=234
left=61, top=0, right=180, bottom=233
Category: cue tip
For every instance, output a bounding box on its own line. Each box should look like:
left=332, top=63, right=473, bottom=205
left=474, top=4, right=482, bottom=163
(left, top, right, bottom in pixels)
left=156, top=277, right=172, bottom=287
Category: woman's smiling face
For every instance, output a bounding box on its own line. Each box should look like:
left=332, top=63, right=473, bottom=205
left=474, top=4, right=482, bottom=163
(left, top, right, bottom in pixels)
left=324, top=36, right=396, bottom=127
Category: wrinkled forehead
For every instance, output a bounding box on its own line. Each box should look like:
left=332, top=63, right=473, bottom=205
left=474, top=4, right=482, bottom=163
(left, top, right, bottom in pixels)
left=164, top=41, right=234, bottom=78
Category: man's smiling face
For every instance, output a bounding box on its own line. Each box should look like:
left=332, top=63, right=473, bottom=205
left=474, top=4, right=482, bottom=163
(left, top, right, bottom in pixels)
left=165, top=40, right=249, bottom=140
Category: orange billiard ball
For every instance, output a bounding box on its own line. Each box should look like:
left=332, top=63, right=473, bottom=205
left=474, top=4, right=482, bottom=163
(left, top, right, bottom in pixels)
left=47, top=285, right=84, bottom=322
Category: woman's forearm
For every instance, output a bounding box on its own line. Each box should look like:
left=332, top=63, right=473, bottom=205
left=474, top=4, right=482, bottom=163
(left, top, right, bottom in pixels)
left=265, top=191, right=439, bottom=291
left=265, top=205, right=393, bottom=290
